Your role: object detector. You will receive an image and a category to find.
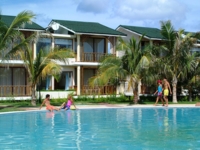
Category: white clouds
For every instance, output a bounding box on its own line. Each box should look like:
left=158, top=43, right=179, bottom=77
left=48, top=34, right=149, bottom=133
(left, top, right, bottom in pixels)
left=112, top=0, right=186, bottom=23
left=0, top=0, right=200, bottom=31
left=77, top=0, right=109, bottom=14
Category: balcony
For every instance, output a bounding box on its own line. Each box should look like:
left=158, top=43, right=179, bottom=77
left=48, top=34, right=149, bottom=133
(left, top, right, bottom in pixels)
left=80, top=52, right=114, bottom=62
left=81, top=85, right=116, bottom=95
left=0, top=54, right=21, bottom=60
left=0, top=85, right=31, bottom=97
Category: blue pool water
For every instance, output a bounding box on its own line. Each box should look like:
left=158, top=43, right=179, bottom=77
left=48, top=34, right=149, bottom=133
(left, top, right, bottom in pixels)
left=0, top=108, right=200, bottom=150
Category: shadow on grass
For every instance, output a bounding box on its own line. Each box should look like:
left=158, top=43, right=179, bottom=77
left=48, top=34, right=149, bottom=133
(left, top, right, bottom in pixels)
left=0, top=101, right=40, bottom=112
left=0, top=106, right=24, bottom=112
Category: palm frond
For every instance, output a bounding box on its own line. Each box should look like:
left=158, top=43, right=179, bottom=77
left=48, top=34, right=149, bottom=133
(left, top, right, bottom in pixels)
left=46, top=48, right=75, bottom=64
left=1, top=11, right=35, bottom=45
left=160, top=20, right=176, bottom=51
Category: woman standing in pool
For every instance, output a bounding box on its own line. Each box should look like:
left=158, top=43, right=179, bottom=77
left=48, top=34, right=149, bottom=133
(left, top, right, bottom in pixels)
left=60, top=95, right=77, bottom=110
left=154, top=80, right=164, bottom=106
left=39, top=94, right=60, bottom=112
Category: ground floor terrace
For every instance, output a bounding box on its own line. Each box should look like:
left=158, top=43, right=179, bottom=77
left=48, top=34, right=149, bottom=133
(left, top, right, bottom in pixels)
left=0, top=66, right=117, bottom=98
left=0, top=63, right=157, bottom=98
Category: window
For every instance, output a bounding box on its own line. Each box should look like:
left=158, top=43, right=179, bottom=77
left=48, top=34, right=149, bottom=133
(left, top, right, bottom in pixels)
left=55, top=39, right=72, bottom=49
left=55, top=72, right=73, bottom=90
left=0, top=68, right=27, bottom=96
left=0, top=68, right=12, bottom=85
left=13, top=68, right=26, bottom=85
left=141, top=41, right=149, bottom=50
left=191, top=47, right=200, bottom=54
left=0, top=68, right=26, bottom=86
left=83, top=38, right=105, bottom=53
left=37, top=38, right=51, bottom=54
left=83, top=69, right=96, bottom=85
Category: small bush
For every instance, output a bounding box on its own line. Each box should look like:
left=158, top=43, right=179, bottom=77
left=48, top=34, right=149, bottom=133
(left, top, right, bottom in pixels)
left=139, top=95, right=156, bottom=102
left=178, top=96, right=189, bottom=101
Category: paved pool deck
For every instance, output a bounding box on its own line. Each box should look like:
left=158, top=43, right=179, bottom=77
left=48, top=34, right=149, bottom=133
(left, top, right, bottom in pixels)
left=24, top=103, right=199, bottom=111
left=0, top=104, right=199, bottom=114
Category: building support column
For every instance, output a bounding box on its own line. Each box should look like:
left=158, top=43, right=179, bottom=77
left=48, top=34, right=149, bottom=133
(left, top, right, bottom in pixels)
left=32, top=41, right=38, bottom=98
left=51, top=76, right=54, bottom=90
left=33, top=41, right=36, bottom=59
left=77, top=66, right=81, bottom=95
left=77, top=35, right=80, bottom=61
left=72, top=39, right=75, bottom=51
left=105, top=38, right=108, bottom=53
left=49, top=37, right=55, bottom=90
left=149, top=40, right=153, bottom=46
left=116, top=86, right=120, bottom=94
left=138, top=79, right=141, bottom=94
left=113, top=37, right=117, bottom=56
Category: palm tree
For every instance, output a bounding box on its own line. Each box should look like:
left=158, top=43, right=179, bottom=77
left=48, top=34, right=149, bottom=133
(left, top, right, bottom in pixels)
left=90, top=36, right=153, bottom=104
left=180, top=56, right=200, bottom=101
left=18, top=47, right=75, bottom=106
left=160, top=20, right=197, bottom=103
left=0, top=10, right=35, bottom=59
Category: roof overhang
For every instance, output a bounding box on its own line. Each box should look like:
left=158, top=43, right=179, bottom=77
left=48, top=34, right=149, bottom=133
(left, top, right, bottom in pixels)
left=17, top=29, right=44, bottom=32
left=50, top=21, right=125, bottom=37
left=73, top=62, right=100, bottom=66
left=75, top=32, right=125, bottom=37
left=54, top=59, right=101, bottom=66
left=194, top=43, right=200, bottom=47
left=41, top=33, right=76, bottom=38
left=0, top=60, right=24, bottom=65
left=117, top=26, right=163, bottom=41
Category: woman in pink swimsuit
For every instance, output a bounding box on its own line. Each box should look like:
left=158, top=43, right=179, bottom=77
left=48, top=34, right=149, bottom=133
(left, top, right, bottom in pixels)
left=60, top=95, right=77, bottom=110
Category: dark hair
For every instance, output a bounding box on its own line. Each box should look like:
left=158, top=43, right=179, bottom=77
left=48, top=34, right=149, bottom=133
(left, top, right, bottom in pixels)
left=46, top=94, right=50, bottom=98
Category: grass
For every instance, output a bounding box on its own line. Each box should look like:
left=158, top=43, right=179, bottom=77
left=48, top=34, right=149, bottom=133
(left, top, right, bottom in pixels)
left=0, top=107, right=24, bottom=112
left=0, top=101, right=40, bottom=112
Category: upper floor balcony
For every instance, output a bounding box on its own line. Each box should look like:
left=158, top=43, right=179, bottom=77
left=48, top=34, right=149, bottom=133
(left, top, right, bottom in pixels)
left=79, top=52, right=115, bottom=62
left=0, top=50, right=22, bottom=61
left=0, top=55, right=21, bottom=60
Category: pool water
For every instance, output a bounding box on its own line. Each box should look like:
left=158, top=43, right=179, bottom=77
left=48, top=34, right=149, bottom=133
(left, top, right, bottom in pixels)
left=0, top=108, right=200, bottom=150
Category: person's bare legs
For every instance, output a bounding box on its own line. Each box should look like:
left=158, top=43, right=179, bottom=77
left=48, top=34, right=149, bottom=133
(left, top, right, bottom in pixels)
left=54, top=107, right=60, bottom=111
left=59, top=102, right=65, bottom=110
left=164, top=96, right=168, bottom=107
left=161, top=98, right=165, bottom=106
left=154, top=97, right=159, bottom=106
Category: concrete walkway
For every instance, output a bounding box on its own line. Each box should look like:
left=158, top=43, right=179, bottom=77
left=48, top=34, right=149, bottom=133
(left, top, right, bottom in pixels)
left=23, top=103, right=198, bottom=112
left=0, top=103, right=198, bottom=114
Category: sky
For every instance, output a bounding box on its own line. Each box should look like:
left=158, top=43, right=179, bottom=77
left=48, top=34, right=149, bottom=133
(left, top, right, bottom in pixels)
left=0, top=0, right=200, bottom=32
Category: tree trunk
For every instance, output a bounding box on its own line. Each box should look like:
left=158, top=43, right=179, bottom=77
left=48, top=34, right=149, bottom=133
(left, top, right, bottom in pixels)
left=133, top=83, right=139, bottom=104
left=172, top=77, right=178, bottom=103
left=189, top=86, right=192, bottom=102
left=31, top=86, right=36, bottom=106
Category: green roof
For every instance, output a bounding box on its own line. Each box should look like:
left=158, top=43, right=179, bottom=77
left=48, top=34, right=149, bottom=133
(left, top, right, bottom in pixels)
left=184, top=31, right=196, bottom=36
left=118, top=25, right=165, bottom=39
left=52, top=20, right=125, bottom=36
left=0, top=15, right=44, bottom=30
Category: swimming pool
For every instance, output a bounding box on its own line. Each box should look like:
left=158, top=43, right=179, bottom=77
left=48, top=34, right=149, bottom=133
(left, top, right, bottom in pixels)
left=0, top=108, right=200, bottom=149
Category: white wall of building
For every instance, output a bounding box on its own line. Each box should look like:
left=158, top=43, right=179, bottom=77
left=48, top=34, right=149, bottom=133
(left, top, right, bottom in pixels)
left=116, top=27, right=141, bottom=58
left=38, top=91, right=73, bottom=99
